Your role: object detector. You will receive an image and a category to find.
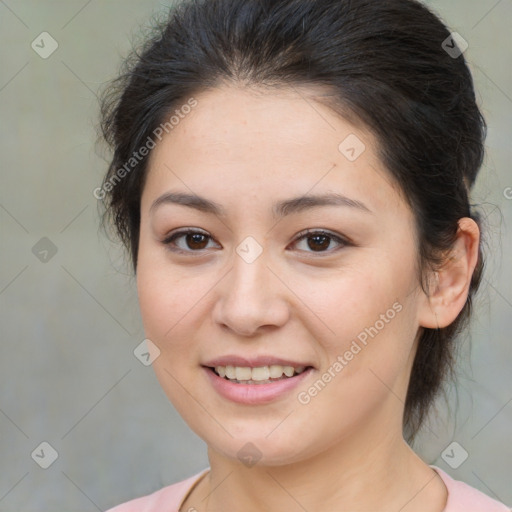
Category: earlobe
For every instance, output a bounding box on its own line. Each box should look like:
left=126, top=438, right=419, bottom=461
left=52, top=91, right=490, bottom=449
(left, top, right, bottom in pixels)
left=418, top=217, right=480, bottom=329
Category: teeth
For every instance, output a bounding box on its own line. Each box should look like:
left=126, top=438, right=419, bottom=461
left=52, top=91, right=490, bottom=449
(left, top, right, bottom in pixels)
left=235, top=367, right=252, bottom=380
left=213, top=364, right=308, bottom=382
left=283, top=366, right=294, bottom=377
left=251, top=366, right=270, bottom=380
left=269, top=365, right=283, bottom=378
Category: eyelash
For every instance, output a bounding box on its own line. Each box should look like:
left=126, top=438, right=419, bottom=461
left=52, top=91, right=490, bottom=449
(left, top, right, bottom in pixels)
left=161, top=228, right=351, bottom=256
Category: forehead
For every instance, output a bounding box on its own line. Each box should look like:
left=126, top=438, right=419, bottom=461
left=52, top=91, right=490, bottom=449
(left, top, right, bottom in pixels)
left=143, top=84, right=405, bottom=218
left=162, top=84, right=356, bottom=152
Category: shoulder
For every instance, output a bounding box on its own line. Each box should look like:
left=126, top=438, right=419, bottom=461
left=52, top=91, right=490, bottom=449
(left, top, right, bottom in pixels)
left=431, top=466, right=510, bottom=512
left=105, top=469, right=209, bottom=512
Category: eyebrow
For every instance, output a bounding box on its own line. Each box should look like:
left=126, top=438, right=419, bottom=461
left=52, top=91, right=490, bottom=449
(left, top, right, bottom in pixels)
left=149, top=191, right=373, bottom=218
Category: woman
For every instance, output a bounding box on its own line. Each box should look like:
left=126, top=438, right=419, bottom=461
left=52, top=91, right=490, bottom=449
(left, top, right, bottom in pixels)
left=99, top=0, right=510, bottom=510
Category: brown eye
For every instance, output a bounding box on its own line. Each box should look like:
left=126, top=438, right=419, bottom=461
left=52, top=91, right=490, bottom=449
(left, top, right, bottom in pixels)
left=306, top=234, right=331, bottom=251
left=292, top=229, right=349, bottom=254
left=183, top=233, right=209, bottom=250
left=162, top=229, right=217, bottom=253
left=162, top=228, right=350, bottom=256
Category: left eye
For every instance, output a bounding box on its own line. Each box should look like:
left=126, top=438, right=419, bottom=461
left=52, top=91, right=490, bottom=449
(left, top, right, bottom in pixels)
left=162, top=229, right=348, bottom=254
left=292, top=229, right=348, bottom=253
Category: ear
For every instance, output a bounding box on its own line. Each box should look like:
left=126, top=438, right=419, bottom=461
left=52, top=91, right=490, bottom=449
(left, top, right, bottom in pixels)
left=418, top=217, right=480, bottom=329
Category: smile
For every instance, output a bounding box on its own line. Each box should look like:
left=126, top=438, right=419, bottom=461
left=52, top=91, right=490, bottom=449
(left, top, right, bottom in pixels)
left=203, top=364, right=314, bottom=404
left=211, top=364, right=307, bottom=383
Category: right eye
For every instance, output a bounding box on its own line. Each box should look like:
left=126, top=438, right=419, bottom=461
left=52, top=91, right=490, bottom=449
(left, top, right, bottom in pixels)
left=162, top=229, right=219, bottom=254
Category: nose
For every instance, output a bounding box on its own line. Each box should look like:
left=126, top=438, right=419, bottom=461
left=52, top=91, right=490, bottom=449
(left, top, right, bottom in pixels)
left=212, top=247, right=290, bottom=337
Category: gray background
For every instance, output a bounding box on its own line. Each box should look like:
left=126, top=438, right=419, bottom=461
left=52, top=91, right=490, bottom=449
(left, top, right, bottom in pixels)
left=0, top=1, right=511, bottom=510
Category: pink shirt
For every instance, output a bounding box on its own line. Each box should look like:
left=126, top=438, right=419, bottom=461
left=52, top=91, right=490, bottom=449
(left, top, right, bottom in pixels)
left=106, top=466, right=510, bottom=512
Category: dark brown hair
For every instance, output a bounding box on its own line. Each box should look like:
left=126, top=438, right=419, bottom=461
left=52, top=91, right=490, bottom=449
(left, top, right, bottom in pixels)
left=99, top=0, right=486, bottom=441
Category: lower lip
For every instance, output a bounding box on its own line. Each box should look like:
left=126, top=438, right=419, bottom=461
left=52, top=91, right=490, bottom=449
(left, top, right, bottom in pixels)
left=203, top=366, right=314, bottom=405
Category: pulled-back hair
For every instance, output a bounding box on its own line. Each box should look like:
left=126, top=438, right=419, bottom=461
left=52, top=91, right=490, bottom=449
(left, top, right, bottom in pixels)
left=99, top=0, right=486, bottom=441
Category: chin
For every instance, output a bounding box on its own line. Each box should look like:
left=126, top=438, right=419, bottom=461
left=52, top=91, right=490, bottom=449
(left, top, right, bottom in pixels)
left=200, top=423, right=316, bottom=467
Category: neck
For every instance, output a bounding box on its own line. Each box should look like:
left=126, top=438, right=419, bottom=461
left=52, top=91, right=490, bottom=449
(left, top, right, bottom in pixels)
left=198, top=415, right=444, bottom=512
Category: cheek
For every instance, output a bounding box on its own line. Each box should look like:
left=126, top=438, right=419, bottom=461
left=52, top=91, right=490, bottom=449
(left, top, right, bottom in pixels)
left=308, top=258, right=420, bottom=380
left=136, top=251, right=205, bottom=419
left=136, top=245, right=200, bottom=355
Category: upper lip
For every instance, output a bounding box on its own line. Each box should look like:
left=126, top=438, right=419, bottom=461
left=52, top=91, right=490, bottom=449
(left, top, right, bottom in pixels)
left=203, top=355, right=313, bottom=368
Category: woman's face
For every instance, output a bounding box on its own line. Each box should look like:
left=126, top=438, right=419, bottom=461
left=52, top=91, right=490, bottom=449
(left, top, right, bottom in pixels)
left=137, top=85, right=430, bottom=465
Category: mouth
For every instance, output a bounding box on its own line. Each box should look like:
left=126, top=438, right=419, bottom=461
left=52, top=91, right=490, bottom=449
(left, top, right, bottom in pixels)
left=206, top=364, right=312, bottom=385
left=201, top=356, right=315, bottom=404
left=202, top=362, right=314, bottom=404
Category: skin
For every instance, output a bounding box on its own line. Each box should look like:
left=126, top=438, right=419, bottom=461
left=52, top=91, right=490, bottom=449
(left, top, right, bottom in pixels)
left=136, top=84, right=480, bottom=512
